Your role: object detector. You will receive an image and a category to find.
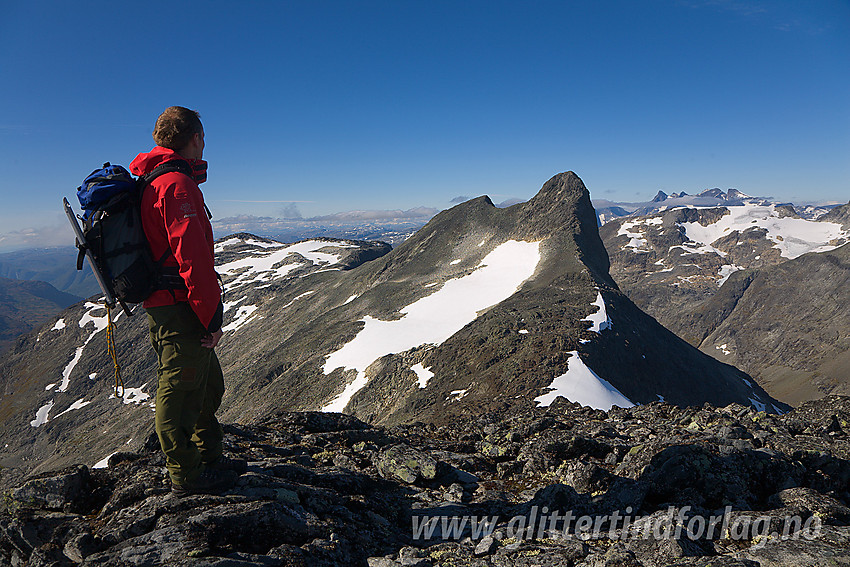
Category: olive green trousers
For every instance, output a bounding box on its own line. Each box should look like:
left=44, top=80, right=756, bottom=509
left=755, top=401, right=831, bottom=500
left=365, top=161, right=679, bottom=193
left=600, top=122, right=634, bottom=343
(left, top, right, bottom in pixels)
left=147, top=303, right=224, bottom=485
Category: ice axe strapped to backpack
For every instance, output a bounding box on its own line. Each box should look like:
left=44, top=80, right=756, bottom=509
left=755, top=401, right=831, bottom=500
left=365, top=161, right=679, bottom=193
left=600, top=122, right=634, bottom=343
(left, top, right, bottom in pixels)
left=64, top=160, right=196, bottom=396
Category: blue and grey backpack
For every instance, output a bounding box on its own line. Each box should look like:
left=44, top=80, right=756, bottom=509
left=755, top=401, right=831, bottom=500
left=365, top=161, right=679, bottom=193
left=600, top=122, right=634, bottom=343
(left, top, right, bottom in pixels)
left=74, top=161, right=189, bottom=307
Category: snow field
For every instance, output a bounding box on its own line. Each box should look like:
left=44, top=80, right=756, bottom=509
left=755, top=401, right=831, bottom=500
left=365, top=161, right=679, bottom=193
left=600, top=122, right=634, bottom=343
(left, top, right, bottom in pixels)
left=320, top=240, right=542, bottom=412
left=679, top=203, right=847, bottom=260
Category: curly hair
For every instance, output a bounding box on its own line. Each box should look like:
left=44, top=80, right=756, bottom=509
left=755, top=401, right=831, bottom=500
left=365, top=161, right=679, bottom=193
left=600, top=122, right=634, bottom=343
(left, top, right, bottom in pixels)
left=152, top=106, right=203, bottom=151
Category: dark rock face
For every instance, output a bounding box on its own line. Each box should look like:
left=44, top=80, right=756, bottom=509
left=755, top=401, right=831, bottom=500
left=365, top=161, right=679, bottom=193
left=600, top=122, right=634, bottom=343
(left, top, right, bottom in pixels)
left=1, top=397, right=848, bottom=566
left=683, top=243, right=850, bottom=404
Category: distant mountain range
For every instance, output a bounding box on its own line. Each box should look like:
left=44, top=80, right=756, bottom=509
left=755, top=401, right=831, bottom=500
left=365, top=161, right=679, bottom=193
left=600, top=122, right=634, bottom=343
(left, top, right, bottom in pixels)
left=592, top=187, right=839, bottom=226
left=0, top=172, right=784, bottom=487
left=211, top=215, right=431, bottom=247
left=0, top=247, right=99, bottom=298
left=0, top=277, right=82, bottom=354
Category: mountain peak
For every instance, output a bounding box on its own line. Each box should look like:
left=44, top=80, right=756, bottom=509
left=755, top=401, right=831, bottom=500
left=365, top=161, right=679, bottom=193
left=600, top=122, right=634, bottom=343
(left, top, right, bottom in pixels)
left=652, top=190, right=669, bottom=203
left=523, top=171, right=594, bottom=217
left=520, top=172, right=614, bottom=286
left=726, top=188, right=750, bottom=200
left=526, top=171, right=587, bottom=204
left=698, top=188, right=726, bottom=199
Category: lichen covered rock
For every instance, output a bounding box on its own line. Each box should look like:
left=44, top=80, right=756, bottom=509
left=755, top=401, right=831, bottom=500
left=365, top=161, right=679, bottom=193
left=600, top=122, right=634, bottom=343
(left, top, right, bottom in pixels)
left=1, top=396, right=848, bottom=566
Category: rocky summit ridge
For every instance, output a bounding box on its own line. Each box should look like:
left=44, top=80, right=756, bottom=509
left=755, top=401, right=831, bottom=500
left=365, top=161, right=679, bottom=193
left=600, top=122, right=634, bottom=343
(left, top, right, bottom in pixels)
left=227, top=171, right=781, bottom=426
left=1, top=395, right=848, bottom=566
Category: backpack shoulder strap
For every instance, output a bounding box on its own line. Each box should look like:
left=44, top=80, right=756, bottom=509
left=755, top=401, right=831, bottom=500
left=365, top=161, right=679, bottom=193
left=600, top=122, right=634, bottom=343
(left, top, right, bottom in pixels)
left=135, top=159, right=195, bottom=286
left=140, top=159, right=193, bottom=186
left=138, top=161, right=211, bottom=221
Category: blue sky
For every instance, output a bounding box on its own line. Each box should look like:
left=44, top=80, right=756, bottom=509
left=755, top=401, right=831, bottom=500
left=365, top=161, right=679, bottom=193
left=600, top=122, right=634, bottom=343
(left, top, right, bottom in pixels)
left=1, top=0, right=848, bottom=251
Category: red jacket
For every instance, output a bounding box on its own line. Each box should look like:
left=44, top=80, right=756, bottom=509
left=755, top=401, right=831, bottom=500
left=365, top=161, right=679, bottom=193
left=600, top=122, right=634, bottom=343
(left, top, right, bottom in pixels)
left=130, top=146, right=223, bottom=333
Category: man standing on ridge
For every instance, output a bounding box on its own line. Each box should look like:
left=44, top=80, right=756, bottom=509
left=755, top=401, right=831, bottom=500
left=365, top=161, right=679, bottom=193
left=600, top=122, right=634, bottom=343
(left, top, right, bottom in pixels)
left=130, top=106, right=245, bottom=496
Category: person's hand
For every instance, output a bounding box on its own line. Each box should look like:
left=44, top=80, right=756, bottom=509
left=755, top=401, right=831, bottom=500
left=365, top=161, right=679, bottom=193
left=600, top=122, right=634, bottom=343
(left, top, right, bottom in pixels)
left=202, top=329, right=223, bottom=349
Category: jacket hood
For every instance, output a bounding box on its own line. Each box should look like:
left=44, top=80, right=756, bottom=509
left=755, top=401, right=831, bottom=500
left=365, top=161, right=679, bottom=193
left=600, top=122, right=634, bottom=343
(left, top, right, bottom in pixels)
left=130, top=146, right=207, bottom=183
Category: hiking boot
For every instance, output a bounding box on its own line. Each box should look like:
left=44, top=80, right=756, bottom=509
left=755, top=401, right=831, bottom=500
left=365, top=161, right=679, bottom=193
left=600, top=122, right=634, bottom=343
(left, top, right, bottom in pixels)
left=171, top=467, right=238, bottom=497
left=205, top=455, right=248, bottom=475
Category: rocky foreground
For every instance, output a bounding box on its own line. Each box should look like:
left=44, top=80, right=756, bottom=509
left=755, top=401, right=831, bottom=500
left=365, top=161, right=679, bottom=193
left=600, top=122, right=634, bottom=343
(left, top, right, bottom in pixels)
left=2, top=396, right=849, bottom=567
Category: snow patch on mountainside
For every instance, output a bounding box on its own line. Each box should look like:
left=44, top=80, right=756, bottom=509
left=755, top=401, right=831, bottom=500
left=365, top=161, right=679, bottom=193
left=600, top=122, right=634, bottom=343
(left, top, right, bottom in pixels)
left=223, top=296, right=247, bottom=312
left=57, top=345, right=87, bottom=393
left=92, top=438, right=133, bottom=469
left=617, top=220, right=651, bottom=252
left=320, top=240, right=542, bottom=412
left=411, top=364, right=434, bottom=389
left=214, top=237, right=246, bottom=252
left=214, top=236, right=290, bottom=252
left=93, top=453, right=117, bottom=469
left=30, top=400, right=54, bottom=427
left=534, top=352, right=634, bottom=410
left=282, top=291, right=315, bottom=309
left=222, top=305, right=259, bottom=333
left=672, top=243, right=727, bottom=257
left=448, top=389, right=469, bottom=402
left=54, top=398, right=92, bottom=420
left=716, top=343, right=732, bottom=356
left=717, top=264, right=745, bottom=286
left=109, top=387, right=151, bottom=405
left=55, top=302, right=113, bottom=393
left=78, top=302, right=111, bottom=333
left=582, top=292, right=612, bottom=333
left=217, top=240, right=357, bottom=288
